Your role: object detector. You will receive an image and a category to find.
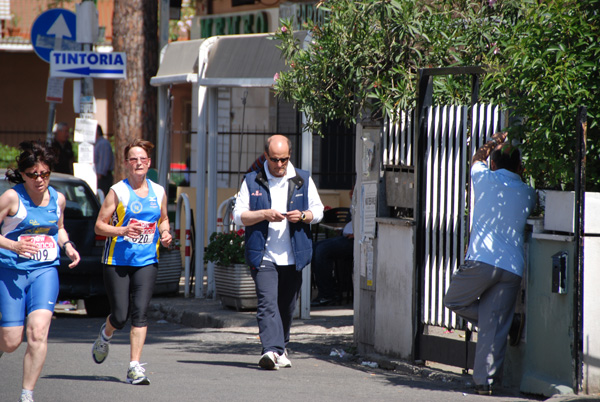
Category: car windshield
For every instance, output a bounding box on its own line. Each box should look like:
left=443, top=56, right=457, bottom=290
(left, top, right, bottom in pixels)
left=50, top=181, right=98, bottom=218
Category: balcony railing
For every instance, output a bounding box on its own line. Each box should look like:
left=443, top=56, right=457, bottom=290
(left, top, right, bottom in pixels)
left=1, top=0, right=113, bottom=46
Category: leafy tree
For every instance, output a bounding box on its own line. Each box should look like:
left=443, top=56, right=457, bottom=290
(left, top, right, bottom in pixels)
left=483, top=0, right=600, bottom=189
left=274, top=0, right=600, bottom=190
left=273, top=0, right=506, bottom=135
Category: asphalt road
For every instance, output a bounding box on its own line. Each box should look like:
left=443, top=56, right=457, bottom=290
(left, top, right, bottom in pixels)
left=0, top=311, right=544, bottom=402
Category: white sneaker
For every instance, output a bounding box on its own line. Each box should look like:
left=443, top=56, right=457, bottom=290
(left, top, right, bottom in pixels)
left=258, top=351, right=279, bottom=370
left=127, top=362, right=150, bottom=385
left=19, top=393, right=34, bottom=402
left=276, top=350, right=292, bottom=368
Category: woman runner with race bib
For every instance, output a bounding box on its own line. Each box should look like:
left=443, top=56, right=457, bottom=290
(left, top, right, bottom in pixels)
left=0, top=141, right=81, bottom=402
left=91, top=139, right=172, bottom=386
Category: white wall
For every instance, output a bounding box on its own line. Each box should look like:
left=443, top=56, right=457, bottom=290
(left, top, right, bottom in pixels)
left=584, top=236, right=600, bottom=394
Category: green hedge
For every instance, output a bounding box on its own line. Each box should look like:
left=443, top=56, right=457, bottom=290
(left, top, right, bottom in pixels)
left=0, top=143, right=20, bottom=169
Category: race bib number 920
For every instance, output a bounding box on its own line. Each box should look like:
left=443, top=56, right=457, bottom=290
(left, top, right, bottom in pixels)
left=124, top=218, right=157, bottom=245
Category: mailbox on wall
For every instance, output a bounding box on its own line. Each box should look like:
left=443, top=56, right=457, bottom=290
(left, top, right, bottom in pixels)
left=384, top=166, right=414, bottom=209
left=551, top=251, right=568, bottom=294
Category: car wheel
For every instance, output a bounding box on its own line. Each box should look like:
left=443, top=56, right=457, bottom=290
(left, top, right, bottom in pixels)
left=84, top=296, right=111, bottom=317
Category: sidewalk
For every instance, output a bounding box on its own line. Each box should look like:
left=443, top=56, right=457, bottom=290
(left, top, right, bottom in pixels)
left=148, top=295, right=353, bottom=332
left=146, top=295, right=599, bottom=402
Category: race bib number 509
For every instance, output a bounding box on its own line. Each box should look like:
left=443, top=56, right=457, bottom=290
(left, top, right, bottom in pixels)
left=124, top=218, right=157, bottom=245
left=18, top=234, right=58, bottom=262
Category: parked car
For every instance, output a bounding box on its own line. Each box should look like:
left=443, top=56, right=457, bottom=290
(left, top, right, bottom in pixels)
left=0, top=171, right=182, bottom=316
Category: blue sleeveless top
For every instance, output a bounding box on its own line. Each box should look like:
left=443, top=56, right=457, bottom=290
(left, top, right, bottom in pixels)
left=101, top=178, right=165, bottom=267
left=0, top=184, right=61, bottom=270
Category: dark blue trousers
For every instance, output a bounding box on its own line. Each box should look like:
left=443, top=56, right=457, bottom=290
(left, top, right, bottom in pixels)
left=251, top=260, right=303, bottom=355
left=313, top=235, right=354, bottom=300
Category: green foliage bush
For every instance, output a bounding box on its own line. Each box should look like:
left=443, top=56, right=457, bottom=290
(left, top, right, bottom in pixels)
left=274, top=0, right=600, bottom=190
left=0, top=143, right=21, bottom=169
left=483, top=0, right=599, bottom=190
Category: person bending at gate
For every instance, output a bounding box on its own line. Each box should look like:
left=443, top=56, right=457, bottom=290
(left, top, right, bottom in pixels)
left=233, top=134, right=323, bottom=370
left=443, top=132, right=536, bottom=395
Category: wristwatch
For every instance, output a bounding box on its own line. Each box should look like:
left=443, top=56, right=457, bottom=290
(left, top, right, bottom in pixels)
left=300, top=212, right=306, bottom=222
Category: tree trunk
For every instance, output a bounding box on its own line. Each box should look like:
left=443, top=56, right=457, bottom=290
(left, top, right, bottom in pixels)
left=112, top=0, right=158, bottom=181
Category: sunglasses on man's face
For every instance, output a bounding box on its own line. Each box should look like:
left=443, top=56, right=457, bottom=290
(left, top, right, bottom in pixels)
left=268, top=156, right=290, bottom=164
left=24, top=171, right=51, bottom=180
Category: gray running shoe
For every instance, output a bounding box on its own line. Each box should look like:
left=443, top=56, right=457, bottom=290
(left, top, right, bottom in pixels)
left=92, top=323, right=110, bottom=364
left=127, top=362, right=150, bottom=385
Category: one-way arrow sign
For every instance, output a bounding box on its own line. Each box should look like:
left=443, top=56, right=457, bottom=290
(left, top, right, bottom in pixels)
left=31, top=9, right=80, bottom=63
left=50, top=51, right=127, bottom=79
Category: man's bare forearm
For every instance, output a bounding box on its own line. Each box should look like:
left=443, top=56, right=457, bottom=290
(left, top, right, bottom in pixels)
left=472, top=132, right=507, bottom=164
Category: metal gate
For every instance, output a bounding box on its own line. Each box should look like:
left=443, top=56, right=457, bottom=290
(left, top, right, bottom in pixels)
left=385, top=67, right=506, bottom=370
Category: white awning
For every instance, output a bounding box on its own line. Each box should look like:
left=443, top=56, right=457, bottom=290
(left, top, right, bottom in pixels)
left=150, top=39, right=205, bottom=86
left=199, top=32, right=307, bottom=88
left=151, top=32, right=308, bottom=88
left=199, top=33, right=286, bottom=88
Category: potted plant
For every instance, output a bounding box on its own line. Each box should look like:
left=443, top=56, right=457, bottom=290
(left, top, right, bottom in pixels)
left=8, top=14, right=21, bottom=37
left=204, top=229, right=257, bottom=311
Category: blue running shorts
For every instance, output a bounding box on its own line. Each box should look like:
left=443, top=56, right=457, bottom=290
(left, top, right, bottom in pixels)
left=0, top=266, right=59, bottom=327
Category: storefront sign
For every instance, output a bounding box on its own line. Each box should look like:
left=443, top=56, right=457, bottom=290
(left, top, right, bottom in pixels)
left=196, top=10, right=271, bottom=38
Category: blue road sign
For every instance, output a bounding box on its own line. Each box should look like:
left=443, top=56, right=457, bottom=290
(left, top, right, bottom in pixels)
left=50, top=51, right=127, bottom=79
left=31, top=9, right=79, bottom=63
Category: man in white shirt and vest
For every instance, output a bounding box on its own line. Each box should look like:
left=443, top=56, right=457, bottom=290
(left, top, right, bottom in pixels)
left=234, top=135, right=324, bottom=370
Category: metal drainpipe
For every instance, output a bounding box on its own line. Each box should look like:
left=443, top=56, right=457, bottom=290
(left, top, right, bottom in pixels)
left=573, top=106, right=587, bottom=392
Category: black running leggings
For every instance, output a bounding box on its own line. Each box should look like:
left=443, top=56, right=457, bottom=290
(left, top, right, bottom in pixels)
left=103, top=264, right=158, bottom=329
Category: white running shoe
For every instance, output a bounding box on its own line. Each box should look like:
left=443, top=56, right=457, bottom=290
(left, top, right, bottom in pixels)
left=127, top=362, right=150, bottom=385
left=276, top=350, right=292, bottom=368
left=92, top=323, right=110, bottom=364
left=19, top=392, right=34, bottom=402
left=258, top=351, right=279, bottom=370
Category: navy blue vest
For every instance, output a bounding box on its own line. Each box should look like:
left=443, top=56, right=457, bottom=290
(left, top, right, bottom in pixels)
left=244, top=167, right=313, bottom=270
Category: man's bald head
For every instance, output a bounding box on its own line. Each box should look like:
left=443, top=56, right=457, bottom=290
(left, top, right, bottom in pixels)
left=264, top=135, right=292, bottom=177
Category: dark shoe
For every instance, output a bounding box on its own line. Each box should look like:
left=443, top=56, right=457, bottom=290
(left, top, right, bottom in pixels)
left=509, top=313, right=525, bottom=346
left=475, top=384, right=492, bottom=395
left=311, top=297, right=335, bottom=307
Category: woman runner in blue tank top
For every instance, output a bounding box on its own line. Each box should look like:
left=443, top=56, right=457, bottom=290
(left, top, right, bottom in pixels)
left=0, top=141, right=81, bottom=402
left=91, top=139, right=172, bottom=386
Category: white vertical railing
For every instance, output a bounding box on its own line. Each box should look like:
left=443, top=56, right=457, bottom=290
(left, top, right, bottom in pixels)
left=384, top=102, right=505, bottom=330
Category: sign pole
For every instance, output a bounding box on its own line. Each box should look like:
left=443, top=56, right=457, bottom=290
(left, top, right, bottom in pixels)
left=73, top=0, right=99, bottom=193
left=44, top=13, right=76, bottom=143
left=46, top=102, right=57, bottom=144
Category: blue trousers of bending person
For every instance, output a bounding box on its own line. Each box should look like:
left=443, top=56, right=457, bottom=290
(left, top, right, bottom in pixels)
left=312, top=235, right=353, bottom=301
left=444, top=260, right=521, bottom=387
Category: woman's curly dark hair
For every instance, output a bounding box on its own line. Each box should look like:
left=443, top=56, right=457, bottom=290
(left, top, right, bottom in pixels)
left=6, top=141, right=57, bottom=184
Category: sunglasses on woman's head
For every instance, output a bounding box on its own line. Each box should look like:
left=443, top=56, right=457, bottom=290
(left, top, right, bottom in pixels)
left=24, top=171, right=51, bottom=180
